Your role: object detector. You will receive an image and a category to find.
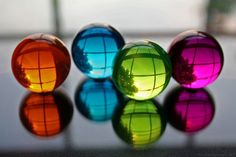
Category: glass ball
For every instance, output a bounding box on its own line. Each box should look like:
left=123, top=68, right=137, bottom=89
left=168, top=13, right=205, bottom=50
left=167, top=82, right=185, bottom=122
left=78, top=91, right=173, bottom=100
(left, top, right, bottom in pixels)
left=20, top=91, right=73, bottom=137
left=164, top=87, right=215, bottom=133
left=11, top=33, right=71, bottom=93
left=168, top=30, right=224, bottom=88
left=112, top=40, right=172, bottom=100
left=112, top=99, right=166, bottom=149
left=75, top=79, right=124, bottom=122
left=71, top=23, right=125, bottom=79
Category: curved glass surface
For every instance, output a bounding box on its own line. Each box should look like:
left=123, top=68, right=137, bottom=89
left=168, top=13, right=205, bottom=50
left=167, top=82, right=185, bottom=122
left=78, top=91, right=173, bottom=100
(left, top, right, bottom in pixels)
left=75, top=79, right=124, bottom=122
left=168, top=30, right=224, bottom=89
left=71, top=23, right=125, bottom=79
left=112, top=40, right=171, bottom=100
left=112, top=99, right=166, bottom=149
left=19, top=91, right=73, bottom=137
left=164, top=86, right=215, bottom=133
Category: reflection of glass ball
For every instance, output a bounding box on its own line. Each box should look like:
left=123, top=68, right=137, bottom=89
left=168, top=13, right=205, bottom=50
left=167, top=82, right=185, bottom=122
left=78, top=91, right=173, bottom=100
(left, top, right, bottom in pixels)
left=75, top=79, right=124, bottom=122
left=71, top=23, right=125, bottom=79
left=20, top=91, right=73, bottom=137
left=11, top=34, right=71, bottom=93
left=168, top=30, right=224, bottom=88
left=113, top=40, right=171, bottom=100
left=112, top=99, right=166, bottom=149
left=164, top=87, right=215, bottom=133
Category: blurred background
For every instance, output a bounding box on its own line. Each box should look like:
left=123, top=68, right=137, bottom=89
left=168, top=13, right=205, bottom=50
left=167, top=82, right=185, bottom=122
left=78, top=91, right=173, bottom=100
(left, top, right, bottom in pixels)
left=0, top=0, right=236, bottom=156
left=1, top=0, right=236, bottom=76
left=0, top=0, right=236, bottom=37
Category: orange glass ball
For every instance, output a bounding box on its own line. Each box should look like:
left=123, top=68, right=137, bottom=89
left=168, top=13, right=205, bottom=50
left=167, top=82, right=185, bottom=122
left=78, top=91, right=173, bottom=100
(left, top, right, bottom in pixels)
left=11, top=34, right=71, bottom=93
left=20, top=92, right=73, bottom=137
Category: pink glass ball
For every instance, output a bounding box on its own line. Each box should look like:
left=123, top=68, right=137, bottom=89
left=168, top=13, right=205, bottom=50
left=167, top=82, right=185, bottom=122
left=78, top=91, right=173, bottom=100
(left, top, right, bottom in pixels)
left=168, top=30, right=224, bottom=88
left=164, top=87, right=215, bottom=133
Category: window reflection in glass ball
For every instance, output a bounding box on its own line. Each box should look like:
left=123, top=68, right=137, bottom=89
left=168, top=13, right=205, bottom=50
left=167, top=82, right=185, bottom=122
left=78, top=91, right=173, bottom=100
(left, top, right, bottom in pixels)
left=12, top=33, right=71, bottom=93
left=164, top=87, right=215, bottom=133
left=112, top=99, right=166, bottom=149
left=112, top=40, right=172, bottom=100
left=75, top=79, right=124, bottom=122
left=168, top=30, right=224, bottom=88
left=72, top=23, right=125, bottom=79
left=20, top=91, right=73, bottom=137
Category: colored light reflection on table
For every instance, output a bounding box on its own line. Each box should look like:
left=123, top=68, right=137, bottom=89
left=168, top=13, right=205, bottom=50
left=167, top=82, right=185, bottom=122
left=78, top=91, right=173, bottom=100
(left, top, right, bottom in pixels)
left=164, top=87, right=215, bottom=133
left=75, top=79, right=124, bottom=122
left=11, top=34, right=71, bottom=93
left=168, top=30, right=224, bottom=89
left=112, top=40, right=172, bottom=100
left=20, top=91, right=73, bottom=137
left=112, top=99, right=166, bottom=149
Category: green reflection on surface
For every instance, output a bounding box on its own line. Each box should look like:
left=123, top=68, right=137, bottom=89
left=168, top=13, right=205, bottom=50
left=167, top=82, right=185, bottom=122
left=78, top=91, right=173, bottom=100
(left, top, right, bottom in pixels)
left=112, top=40, right=171, bottom=100
left=112, top=99, right=166, bottom=149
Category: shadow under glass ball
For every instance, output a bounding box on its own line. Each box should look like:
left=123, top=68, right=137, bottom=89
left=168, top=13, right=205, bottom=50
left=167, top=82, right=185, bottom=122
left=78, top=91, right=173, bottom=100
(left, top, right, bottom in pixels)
left=19, top=91, right=73, bottom=137
left=75, top=79, right=124, bottom=122
left=71, top=23, right=125, bottom=79
left=112, top=99, right=166, bottom=149
left=164, top=86, right=215, bottom=133
left=11, top=33, right=71, bottom=93
left=112, top=40, right=172, bottom=100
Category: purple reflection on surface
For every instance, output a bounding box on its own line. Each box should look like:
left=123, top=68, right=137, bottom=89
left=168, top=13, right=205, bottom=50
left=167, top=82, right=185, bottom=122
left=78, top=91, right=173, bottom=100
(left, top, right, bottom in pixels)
left=164, top=87, right=215, bottom=133
left=168, top=30, right=224, bottom=88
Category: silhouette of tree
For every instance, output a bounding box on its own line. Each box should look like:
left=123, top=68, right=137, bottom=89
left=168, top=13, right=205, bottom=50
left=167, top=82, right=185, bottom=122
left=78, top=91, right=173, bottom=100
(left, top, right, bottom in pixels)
left=115, top=119, right=133, bottom=145
left=76, top=52, right=93, bottom=73
left=117, top=66, right=138, bottom=96
left=72, top=44, right=93, bottom=73
left=174, top=57, right=197, bottom=85
left=14, top=62, right=31, bottom=87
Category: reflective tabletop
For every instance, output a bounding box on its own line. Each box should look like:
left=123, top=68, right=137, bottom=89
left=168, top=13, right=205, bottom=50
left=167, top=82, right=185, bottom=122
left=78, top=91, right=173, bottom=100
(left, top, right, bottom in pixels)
left=0, top=36, right=236, bottom=156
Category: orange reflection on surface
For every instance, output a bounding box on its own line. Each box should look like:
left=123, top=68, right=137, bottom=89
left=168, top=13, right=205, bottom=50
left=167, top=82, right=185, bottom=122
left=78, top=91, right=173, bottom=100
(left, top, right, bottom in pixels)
left=12, top=34, right=71, bottom=93
left=20, top=91, right=73, bottom=137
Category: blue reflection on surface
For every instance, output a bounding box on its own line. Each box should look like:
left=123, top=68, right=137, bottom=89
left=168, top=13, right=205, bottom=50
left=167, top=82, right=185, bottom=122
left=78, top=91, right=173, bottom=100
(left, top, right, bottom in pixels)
left=71, top=23, right=125, bottom=79
left=75, top=79, right=124, bottom=122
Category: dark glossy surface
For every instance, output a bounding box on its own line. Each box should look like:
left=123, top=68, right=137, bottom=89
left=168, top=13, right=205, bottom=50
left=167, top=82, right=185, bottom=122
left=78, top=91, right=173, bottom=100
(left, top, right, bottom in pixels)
left=0, top=36, right=236, bottom=156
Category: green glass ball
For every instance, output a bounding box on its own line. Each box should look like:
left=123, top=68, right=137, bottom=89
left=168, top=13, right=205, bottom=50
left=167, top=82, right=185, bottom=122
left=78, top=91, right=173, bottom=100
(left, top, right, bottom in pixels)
left=112, top=40, right=172, bottom=100
left=112, top=99, right=166, bottom=149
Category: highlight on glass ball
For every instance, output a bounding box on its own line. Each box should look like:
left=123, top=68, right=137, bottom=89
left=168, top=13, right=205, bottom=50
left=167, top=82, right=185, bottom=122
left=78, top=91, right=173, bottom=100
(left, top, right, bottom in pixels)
left=112, top=99, right=166, bottom=149
left=71, top=23, right=125, bottom=79
left=164, top=87, right=215, bottom=133
left=75, top=79, right=124, bottom=122
left=112, top=40, right=172, bottom=100
left=11, top=33, right=71, bottom=93
left=19, top=91, right=73, bottom=137
left=168, top=30, right=224, bottom=89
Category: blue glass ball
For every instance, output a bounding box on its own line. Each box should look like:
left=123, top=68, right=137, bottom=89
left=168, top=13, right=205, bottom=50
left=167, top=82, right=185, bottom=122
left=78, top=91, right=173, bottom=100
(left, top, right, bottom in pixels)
left=72, top=23, right=125, bottom=79
left=75, top=79, right=124, bottom=122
